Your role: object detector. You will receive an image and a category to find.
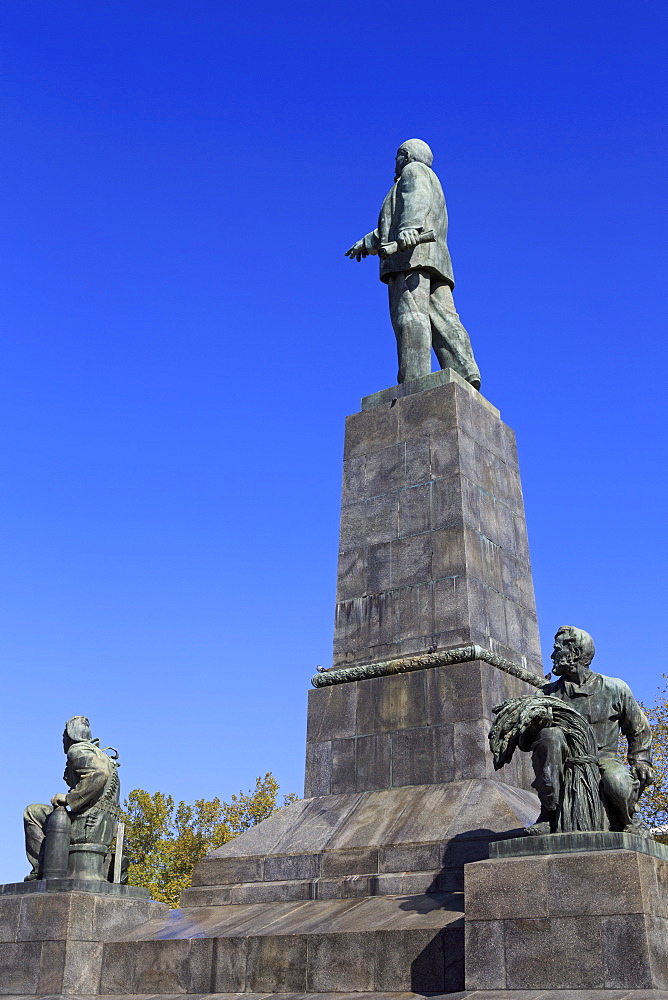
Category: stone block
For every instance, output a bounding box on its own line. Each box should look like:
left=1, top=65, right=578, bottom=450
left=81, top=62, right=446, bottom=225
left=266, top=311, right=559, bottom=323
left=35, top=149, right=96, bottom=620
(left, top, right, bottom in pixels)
left=397, top=581, right=435, bottom=640
left=35, top=939, right=66, bottom=994
left=433, top=575, right=469, bottom=634
left=0, top=940, right=42, bottom=994
left=391, top=531, right=436, bottom=588
left=430, top=526, right=467, bottom=581
left=131, top=939, right=193, bottom=993
left=442, top=926, right=467, bottom=992
left=264, top=853, right=320, bottom=881
left=547, top=849, right=644, bottom=916
left=245, top=933, right=307, bottom=992
left=465, top=917, right=506, bottom=989
left=321, top=847, right=378, bottom=877
left=331, top=737, right=357, bottom=794
left=431, top=474, right=465, bottom=530
left=341, top=454, right=366, bottom=504
left=335, top=545, right=367, bottom=601
left=404, top=435, right=432, bottom=484
left=356, top=671, right=427, bottom=735
left=356, top=733, right=391, bottom=790
left=17, top=891, right=72, bottom=941
left=398, top=482, right=431, bottom=537
left=343, top=406, right=398, bottom=460
left=304, top=740, right=331, bottom=797
left=229, top=879, right=313, bottom=903
left=374, top=873, right=404, bottom=894
left=61, top=939, right=104, bottom=994
left=465, top=526, right=504, bottom=592
left=602, top=914, right=653, bottom=989
left=307, top=931, right=375, bottom=991
left=99, top=940, right=136, bottom=993
left=0, top=896, right=21, bottom=945
left=646, top=913, right=668, bottom=987
left=212, top=935, right=247, bottom=992
left=465, top=857, right=549, bottom=920
left=379, top=841, right=442, bottom=873
left=191, top=854, right=263, bottom=886
left=316, top=876, right=371, bottom=899
left=427, top=661, right=483, bottom=725
left=365, top=442, right=405, bottom=496
left=391, top=724, right=455, bottom=786
left=453, top=718, right=493, bottom=780
left=504, top=915, right=604, bottom=989
left=396, top=381, right=459, bottom=440
left=366, top=540, right=392, bottom=595
left=374, top=927, right=446, bottom=991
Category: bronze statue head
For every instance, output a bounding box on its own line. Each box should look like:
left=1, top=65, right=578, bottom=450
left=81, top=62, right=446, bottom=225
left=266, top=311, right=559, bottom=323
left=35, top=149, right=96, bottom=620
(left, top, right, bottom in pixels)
left=551, top=626, right=596, bottom=678
left=62, top=715, right=93, bottom=751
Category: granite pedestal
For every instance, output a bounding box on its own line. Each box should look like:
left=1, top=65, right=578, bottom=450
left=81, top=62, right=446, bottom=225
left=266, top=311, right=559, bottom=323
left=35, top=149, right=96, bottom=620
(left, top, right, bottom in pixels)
left=334, top=369, right=542, bottom=673
left=85, top=373, right=542, bottom=995
left=0, top=879, right=165, bottom=995
left=465, top=839, right=668, bottom=991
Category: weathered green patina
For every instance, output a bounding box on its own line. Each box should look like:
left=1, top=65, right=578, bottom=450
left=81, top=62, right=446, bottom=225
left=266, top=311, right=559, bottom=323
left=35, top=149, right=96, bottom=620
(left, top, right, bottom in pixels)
left=345, top=138, right=480, bottom=388
left=23, top=716, right=123, bottom=882
left=489, top=626, right=654, bottom=836
left=312, top=642, right=544, bottom=689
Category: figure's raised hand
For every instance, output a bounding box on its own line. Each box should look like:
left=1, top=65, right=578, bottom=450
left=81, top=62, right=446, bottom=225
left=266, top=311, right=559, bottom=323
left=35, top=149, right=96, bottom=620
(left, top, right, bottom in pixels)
left=51, top=792, right=68, bottom=807
left=345, top=239, right=368, bottom=262
left=397, top=228, right=419, bottom=250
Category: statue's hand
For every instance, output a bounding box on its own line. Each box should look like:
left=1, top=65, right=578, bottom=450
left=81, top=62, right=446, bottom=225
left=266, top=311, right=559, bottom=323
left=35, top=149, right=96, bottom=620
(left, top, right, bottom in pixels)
left=631, top=762, right=654, bottom=792
left=397, top=228, right=419, bottom=250
left=51, top=793, right=68, bottom=808
left=345, top=239, right=368, bottom=262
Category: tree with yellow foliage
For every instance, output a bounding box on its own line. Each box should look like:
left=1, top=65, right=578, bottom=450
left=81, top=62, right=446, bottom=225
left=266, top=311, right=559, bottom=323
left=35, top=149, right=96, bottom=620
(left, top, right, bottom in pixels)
left=634, top=678, right=668, bottom=837
left=122, top=773, right=298, bottom=907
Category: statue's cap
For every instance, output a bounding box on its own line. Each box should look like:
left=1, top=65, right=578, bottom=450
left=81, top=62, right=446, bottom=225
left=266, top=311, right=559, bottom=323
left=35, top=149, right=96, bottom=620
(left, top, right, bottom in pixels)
left=64, top=716, right=93, bottom=743
left=398, top=138, right=433, bottom=167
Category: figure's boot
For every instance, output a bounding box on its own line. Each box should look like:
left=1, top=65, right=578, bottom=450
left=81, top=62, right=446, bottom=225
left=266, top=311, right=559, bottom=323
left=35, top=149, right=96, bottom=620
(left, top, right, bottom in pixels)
left=525, top=805, right=557, bottom=836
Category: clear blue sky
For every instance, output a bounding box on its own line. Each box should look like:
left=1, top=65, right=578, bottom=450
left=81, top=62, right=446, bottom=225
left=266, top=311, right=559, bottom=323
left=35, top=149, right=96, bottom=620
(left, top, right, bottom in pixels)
left=0, top=1, right=666, bottom=882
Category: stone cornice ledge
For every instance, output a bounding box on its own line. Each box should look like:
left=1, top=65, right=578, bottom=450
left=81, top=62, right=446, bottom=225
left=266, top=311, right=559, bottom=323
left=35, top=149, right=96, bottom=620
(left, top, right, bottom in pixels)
left=312, top=643, right=544, bottom=689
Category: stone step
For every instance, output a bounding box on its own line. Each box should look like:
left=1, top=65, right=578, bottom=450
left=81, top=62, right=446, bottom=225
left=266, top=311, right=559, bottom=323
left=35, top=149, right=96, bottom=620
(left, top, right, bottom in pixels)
left=189, top=781, right=539, bottom=901
left=9, top=989, right=668, bottom=998
left=182, top=868, right=462, bottom=907
left=98, top=895, right=464, bottom=994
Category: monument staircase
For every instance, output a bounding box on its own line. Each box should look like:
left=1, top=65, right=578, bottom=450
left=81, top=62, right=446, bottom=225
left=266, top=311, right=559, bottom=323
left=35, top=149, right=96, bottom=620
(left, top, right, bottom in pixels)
left=6, top=370, right=667, bottom=997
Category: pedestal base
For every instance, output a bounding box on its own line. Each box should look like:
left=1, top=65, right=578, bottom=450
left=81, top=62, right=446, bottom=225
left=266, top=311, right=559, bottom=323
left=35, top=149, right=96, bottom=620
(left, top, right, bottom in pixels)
left=0, top=881, right=165, bottom=995
left=465, top=846, right=668, bottom=991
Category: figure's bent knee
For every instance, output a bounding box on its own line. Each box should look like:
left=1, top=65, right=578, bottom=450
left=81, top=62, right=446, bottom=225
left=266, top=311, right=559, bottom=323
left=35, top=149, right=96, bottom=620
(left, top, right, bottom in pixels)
left=599, top=760, right=636, bottom=799
left=24, top=803, right=52, bottom=825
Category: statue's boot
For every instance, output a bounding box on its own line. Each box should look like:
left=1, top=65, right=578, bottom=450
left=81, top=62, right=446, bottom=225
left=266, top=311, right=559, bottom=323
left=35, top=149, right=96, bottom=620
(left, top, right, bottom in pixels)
left=23, top=803, right=52, bottom=880
left=525, top=806, right=557, bottom=836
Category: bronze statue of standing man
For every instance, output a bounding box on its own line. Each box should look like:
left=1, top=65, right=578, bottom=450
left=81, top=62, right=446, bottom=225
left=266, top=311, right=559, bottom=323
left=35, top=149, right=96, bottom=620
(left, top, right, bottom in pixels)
left=346, top=138, right=480, bottom=389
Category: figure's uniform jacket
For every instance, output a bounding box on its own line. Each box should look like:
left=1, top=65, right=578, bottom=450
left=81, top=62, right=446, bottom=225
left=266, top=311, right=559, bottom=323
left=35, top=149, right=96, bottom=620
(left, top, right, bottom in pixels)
left=362, top=160, right=455, bottom=286
left=64, top=740, right=121, bottom=840
left=542, top=672, right=652, bottom=764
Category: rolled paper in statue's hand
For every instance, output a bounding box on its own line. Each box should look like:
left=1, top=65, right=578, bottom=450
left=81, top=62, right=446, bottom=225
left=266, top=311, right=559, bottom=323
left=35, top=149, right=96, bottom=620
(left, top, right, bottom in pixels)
left=379, top=229, right=435, bottom=259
